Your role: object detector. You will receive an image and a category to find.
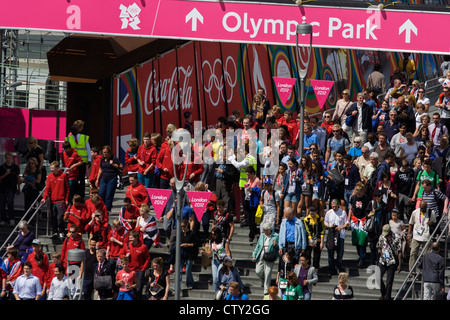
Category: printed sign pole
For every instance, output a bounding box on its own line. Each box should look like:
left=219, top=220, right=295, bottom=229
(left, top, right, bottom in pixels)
left=171, top=129, right=191, bottom=300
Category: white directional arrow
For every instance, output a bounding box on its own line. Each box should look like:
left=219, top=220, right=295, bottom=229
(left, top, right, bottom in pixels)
left=185, top=8, right=203, bottom=32
left=399, top=19, right=417, bottom=44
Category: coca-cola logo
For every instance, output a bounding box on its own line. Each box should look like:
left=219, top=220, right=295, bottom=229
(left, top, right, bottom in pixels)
left=144, top=65, right=193, bottom=115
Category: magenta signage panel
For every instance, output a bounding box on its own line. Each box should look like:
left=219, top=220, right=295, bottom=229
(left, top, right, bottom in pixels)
left=1, top=1, right=448, bottom=54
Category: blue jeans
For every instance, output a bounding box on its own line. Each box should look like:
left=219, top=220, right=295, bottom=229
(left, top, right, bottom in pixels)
left=177, top=258, right=194, bottom=290
left=212, top=258, right=223, bottom=292
left=138, top=173, right=154, bottom=189
left=356, top=244, right=367, bottom=262
left=99, top=177, right=117, bottom=211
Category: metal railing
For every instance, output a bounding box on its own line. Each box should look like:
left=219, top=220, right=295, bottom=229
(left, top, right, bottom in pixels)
left=0, top=188, right=46, bottom=259
left=394, top=213, right=450, bottom=300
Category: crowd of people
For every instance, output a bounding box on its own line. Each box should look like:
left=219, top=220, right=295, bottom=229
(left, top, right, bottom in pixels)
left=2, top=65, right=450, bottom=301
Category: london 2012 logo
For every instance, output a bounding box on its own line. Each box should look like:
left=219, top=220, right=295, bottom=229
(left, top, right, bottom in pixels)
left=119, top=3, right=142, bottom=30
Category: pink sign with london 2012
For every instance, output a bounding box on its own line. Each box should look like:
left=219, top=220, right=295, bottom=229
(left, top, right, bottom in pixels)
left=1, top=0, right=448, bottom=54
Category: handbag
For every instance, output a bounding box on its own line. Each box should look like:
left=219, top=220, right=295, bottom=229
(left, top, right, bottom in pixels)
left=94, top=275, right=112, bottom=291
left=255, top=205, right=264, bottom=224
left=326, top=227, right=338, bottom=251
left=365, top=212, right=376, bottom=233
left=262, top=245, right=277, bottom=262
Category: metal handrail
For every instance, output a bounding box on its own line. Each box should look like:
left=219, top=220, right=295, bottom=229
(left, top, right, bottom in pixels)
left=0, top=188, right=45, bottom=259
left=394, top=211, right=450, bottom=300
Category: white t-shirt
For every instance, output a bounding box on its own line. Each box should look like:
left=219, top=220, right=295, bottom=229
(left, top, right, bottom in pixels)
left=324, top=208, right=348, bottom=239
left=409, top=208, right=436, bottom=242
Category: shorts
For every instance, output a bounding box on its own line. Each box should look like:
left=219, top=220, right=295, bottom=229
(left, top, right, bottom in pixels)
left=284, top=192, right=299, bottom=204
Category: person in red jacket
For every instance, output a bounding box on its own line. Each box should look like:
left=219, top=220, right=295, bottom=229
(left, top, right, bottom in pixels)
left=30, top=251, right=50, bottom=300
left=122, top=230, right=150, bottom=300
left=186, top=152, right=204, bottom=187
left=272, top=105, right=287, bottom=127
left=88, top=147, right=102, bottom=188
left=64, top=194, right=87, bottom=232
left=284, top=110, right=299, bottom=147
left=61, top=141, right=83, bottom=203
left=106, top=218, right=129, bottom=270
left=156, top=139, right=185, bottom=189
left=119, top=197, right=140, bottom=232
left=137, top=132, right=157, bottom=188
left=60, top=224, right=85, bottom=270
left=26, top=239, right=49, bottom=270
left=84, top=191, right=108, bottom=226
left=2, top=247, right=22, bottom=299
left=41, top=161, right=70, bottom=239
left=85, top=209, right=110, bottom=249
left=124, top=137, right=140, bottom=174
left=125, top=173, right=149, bottom=208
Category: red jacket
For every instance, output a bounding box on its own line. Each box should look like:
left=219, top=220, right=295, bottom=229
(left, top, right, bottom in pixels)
left=84, top=198, right=109, bottom=225
left=321, top=121, right=334, bottom=135
left=276, top=114, right=287, bottom=127
left=84, top=220, right=110, bottom=249
left=30, top=262, right=49, bottom=289
left=60, top=234, right=85, bottom=268
left=64, top=203, right=87, bottom=231
left=107, top=227, right=129, bottom=260
left=186, top=162, right=204, bottom=184
left=122, top=241, right=151, bottom=272
left=137, top=143, right=157, bottom=175
left=43, top=170, right=69, bottom=204
left=26, top=249, right=49, bottom=270
left=61, top=149, right=83, bottom=180
left=4, top=258, right=22, bottom=291
left=89, top=155, right=102, bottom=187
left=156, top=146, right=185, bottom=181
left=286, top=119, right=299, bottom=146
left=125, top=148, right=140, bottom=173
left=126, top=182, right=149, bottom=208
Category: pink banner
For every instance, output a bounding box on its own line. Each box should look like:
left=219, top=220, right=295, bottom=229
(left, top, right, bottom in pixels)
left=186, top=191, right=213, bottom=223
left=273, top=77, right=297, bottom=107
left=0, top=0, right=448, bottom=54
left=147, top=188, right=173, bottom=219
left=310, top=80, right=334, bottom=110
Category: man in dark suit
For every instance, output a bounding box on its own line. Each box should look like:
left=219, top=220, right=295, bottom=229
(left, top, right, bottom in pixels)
left=93, top=248, right=116, bottom=300
left=345, top=92, right=373, bottom=145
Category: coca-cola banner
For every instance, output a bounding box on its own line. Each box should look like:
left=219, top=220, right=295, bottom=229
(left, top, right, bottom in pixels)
left=112, top=41, right=444, bottom=163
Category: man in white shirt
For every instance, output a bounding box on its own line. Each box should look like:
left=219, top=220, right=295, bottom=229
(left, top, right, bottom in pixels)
left=407, top=201, right=436, bottom=275
left=48, top=264, right=71, bottom=300
left=324, top=199, right=349, bottom=275
left=13, top=262, right=42, bottom=300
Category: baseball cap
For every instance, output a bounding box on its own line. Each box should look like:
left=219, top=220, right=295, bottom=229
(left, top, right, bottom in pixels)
left=381, top=224, right=391, bottom=236
left=264, top=178, right=273, bottom=185
left=31, top=239, right=41, bottom=245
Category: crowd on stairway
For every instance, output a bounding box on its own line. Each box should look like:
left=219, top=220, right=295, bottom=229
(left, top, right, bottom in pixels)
left=1, top=57, right=450, bottom=301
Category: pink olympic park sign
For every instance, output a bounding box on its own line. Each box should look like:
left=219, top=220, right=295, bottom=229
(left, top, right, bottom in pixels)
left=1, top=0, right=449, bottom=54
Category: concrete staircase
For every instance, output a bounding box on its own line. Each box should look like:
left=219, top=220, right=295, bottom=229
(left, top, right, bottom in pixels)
left=2, top=187, right=449, bottom=300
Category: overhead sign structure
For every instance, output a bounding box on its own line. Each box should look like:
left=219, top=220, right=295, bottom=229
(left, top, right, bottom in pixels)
left=2, top=0, right=449, bottom=54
